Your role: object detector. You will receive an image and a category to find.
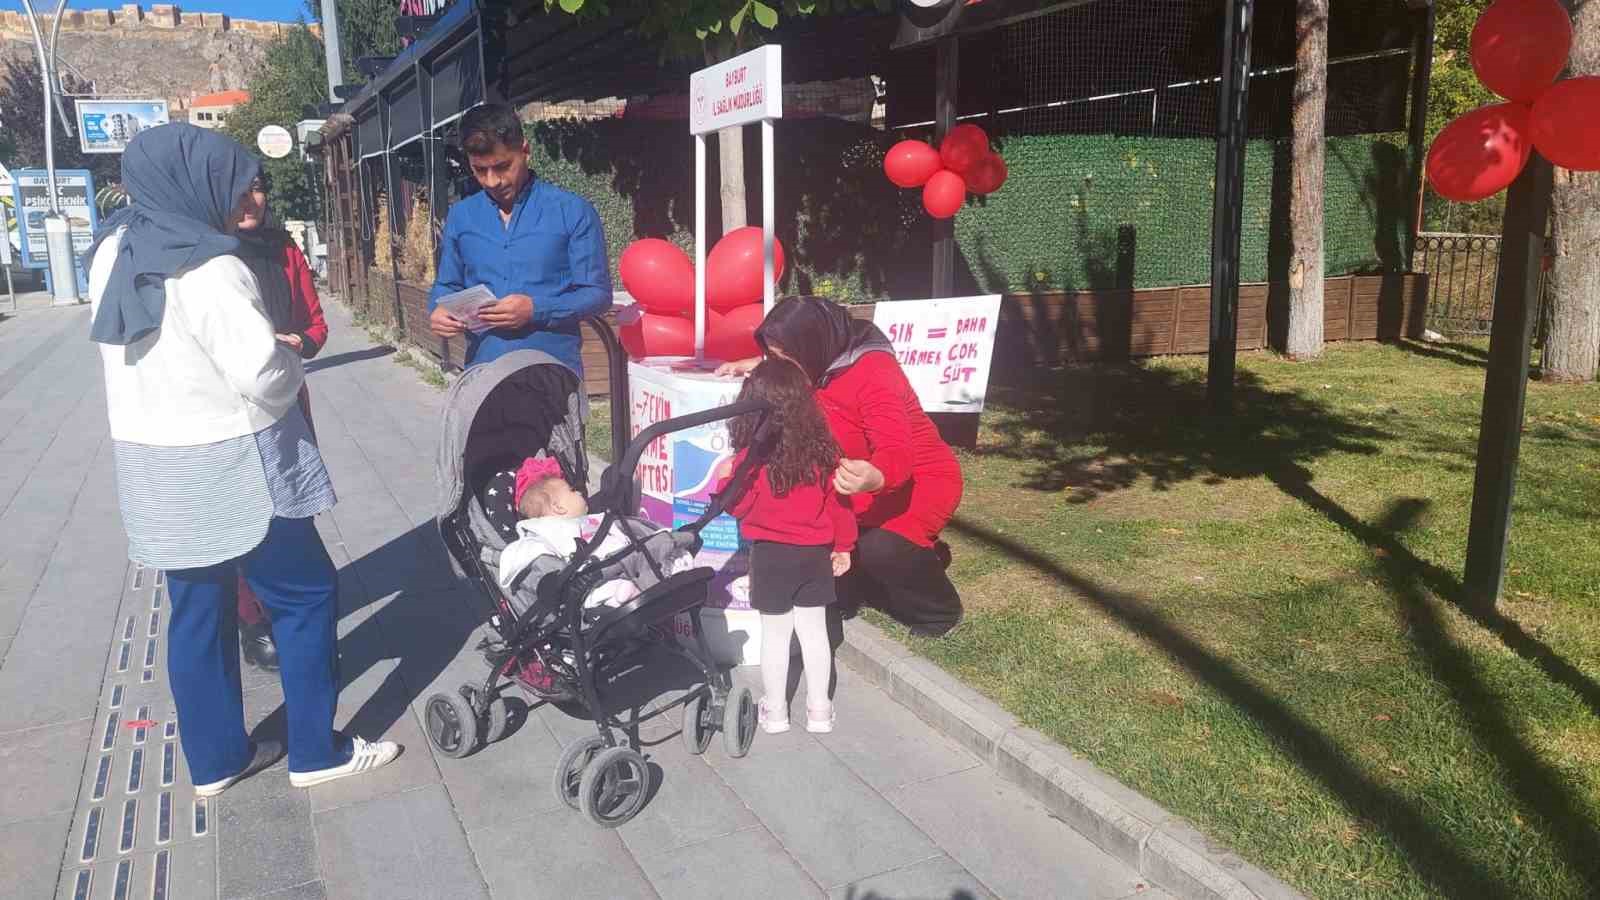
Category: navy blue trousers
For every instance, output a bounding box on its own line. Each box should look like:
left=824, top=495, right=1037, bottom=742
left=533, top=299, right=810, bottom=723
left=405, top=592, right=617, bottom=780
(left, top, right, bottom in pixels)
left=165, top=516, right=346, bottom=783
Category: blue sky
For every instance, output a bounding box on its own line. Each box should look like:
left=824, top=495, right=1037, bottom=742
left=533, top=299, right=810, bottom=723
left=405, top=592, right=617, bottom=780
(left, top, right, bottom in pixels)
left=2, top=0, right=310, bottom=24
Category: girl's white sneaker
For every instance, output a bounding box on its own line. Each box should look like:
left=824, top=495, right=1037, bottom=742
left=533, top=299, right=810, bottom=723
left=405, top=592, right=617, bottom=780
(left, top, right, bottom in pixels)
left=805, top=702, right=836, bottom=734
left=759, top=698, right=791, bottom=735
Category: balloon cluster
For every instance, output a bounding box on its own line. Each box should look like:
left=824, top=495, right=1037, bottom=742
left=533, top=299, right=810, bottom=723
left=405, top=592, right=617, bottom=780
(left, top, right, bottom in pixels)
left=883, top=123, right=1008, bottom=219
left=616, top=227, right=785, bottom=361
left=1427, top=0, right=1600, bottom=203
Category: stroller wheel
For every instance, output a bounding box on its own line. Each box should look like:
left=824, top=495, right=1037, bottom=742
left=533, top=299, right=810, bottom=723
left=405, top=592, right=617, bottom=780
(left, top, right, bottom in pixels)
left=681, top=689, right=713, bottom=756
left=579, top=747, right=650, bottom=828
left=483, top=696, right=513, bottom=745
left=425, top=691, right=479, bottom=759
left=552, top=735, right=606, bottom=811
left=722, top=687, right=757, bottom=759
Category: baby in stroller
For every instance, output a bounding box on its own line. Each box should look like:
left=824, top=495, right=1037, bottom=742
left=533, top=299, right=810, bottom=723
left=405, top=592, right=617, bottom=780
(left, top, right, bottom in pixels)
left=497, top=456, right=694, bottom=614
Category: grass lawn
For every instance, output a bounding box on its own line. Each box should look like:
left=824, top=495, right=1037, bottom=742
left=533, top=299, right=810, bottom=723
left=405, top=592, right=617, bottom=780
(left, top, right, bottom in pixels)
left=587, top=341, right=1600, bottom=898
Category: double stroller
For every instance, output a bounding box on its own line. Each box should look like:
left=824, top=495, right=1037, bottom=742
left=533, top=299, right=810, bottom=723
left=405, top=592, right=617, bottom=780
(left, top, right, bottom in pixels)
left=426, top=321, right=770, bottom=828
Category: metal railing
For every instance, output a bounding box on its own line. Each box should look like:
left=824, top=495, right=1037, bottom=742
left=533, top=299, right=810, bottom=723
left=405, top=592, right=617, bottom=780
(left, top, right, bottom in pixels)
left=1414, top=232, right=1551, bottom=338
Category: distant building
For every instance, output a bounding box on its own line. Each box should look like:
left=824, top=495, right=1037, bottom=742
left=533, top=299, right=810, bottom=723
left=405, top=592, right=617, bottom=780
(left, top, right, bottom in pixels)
left=189, top=89, right=249, bottom=129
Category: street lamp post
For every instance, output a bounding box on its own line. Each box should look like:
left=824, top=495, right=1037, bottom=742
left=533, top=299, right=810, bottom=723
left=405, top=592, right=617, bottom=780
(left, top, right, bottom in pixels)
left=16, top=0, right=81, bottom=304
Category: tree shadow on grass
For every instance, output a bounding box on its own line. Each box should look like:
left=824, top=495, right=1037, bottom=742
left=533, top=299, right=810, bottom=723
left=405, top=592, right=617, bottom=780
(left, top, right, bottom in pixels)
left=1390, top=339, right=1491, bottom=370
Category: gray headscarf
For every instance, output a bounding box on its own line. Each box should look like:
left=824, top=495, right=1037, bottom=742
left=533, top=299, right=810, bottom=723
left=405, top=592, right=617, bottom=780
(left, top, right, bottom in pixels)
left=86, top=124, right=260, bottom=345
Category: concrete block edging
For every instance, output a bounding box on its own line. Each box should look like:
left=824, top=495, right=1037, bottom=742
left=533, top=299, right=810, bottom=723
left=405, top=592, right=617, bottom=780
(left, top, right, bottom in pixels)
left=837, top=619, right=1304, bottom=900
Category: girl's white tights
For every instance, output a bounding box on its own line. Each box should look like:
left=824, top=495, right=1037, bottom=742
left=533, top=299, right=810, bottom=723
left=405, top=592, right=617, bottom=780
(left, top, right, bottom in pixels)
left=760, top=606, right=832, bottom=717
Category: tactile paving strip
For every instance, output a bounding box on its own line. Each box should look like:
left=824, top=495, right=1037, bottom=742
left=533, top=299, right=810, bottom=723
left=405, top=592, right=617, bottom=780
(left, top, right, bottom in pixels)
left=59, top=564, right=215, bottom=899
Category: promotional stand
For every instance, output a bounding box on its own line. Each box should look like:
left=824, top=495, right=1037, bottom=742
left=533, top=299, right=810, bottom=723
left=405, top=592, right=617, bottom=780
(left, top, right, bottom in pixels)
left=629, top=45, right=784, bottom=666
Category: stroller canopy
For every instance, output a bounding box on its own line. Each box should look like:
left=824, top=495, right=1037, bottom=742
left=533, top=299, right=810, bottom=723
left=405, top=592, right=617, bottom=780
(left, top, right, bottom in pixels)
left=435, top=349, right=588, bottom=521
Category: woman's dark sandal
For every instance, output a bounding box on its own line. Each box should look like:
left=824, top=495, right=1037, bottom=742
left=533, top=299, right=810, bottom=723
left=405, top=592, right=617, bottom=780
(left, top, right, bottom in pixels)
left=193, top=740, right=286, bottom=798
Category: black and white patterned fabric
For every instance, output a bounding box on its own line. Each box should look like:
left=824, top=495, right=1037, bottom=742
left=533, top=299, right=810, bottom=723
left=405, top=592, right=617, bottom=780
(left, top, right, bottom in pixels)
left=480, top=469, right=521, bottom=542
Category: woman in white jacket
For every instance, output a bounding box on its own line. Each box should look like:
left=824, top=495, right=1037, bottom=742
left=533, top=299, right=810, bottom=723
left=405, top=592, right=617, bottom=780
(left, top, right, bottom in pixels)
left=87, top=124, right=399, bottom=796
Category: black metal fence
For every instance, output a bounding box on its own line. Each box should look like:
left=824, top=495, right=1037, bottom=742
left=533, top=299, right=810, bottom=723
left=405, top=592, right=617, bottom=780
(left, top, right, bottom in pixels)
left=1413, top=232, right=1554, bottom=339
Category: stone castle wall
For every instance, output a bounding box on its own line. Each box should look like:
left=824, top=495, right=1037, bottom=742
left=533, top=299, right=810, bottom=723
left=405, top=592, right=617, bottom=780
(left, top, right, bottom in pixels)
left=0, top=4, right=319, bottom=40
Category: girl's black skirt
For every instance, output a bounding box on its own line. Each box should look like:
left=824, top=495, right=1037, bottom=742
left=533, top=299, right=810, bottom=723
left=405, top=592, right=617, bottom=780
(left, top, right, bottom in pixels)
left=748, top=541, right=837, bottom=615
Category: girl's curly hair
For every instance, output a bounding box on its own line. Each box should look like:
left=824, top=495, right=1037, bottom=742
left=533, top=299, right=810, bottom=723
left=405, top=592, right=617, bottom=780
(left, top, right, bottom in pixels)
left=729, top=359, right=839, bottom=497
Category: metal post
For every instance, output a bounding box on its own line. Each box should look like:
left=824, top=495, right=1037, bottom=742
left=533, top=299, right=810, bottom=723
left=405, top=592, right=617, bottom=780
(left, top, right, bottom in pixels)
left=694, top=132, right=707, bottom=356
left=762, top=118, right=776, bottom=313
left=1463, top=155, right=1553, bottom=610
left=321, top=0, right=346, bottom=99
left=1405, top=2, right=1435, bottom=261
left=17, top=0, right=80, bottom=303
left=931, top=36, right=958, bottom=298
left=1206, top=0, right=1253, bottom=415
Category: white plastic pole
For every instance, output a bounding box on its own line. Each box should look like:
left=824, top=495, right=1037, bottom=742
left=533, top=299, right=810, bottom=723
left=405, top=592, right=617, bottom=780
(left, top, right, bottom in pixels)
left=762, top=118, right=775, bottom=313
left=694, top=132, right=707, bottom=357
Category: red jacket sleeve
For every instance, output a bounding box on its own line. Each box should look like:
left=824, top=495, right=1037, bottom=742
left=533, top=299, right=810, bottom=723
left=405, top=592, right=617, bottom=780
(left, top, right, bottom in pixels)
left=826, top=486, right=858, bottom=553
left=283, top=244, right=329, bottom=358
left=850, top=354, right=917, bottom=494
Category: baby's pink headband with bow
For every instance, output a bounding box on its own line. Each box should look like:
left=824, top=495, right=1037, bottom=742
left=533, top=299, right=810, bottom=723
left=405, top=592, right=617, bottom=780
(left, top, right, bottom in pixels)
left=514, top=456, right=565, bottom=507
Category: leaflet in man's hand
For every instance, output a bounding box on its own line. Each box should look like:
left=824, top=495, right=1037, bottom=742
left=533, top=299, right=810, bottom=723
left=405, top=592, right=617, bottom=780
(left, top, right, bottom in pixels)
left=435, top=285, right=498, bottom=334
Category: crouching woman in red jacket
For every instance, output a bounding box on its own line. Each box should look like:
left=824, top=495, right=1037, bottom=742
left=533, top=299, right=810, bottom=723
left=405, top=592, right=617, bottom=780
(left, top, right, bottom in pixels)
left=232, top=173, right=330, bottom=671
left=723, top=296, right=965, bottom=637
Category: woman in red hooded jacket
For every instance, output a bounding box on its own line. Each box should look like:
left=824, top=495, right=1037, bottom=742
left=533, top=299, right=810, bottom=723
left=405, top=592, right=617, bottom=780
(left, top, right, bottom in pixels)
left=232, top=173, right=330, bottom=671
left=723, top=296, right=964, bottom=637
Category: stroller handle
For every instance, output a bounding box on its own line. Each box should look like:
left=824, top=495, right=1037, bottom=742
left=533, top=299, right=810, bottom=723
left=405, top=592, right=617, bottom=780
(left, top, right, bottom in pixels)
left=596, top=399, right=773, bottom=527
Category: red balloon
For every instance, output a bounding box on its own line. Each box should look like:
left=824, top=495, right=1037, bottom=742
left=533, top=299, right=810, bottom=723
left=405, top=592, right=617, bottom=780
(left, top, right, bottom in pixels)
left=1470, top=0, right=1573, bottom=104
left=883, top=140, right=943, bottom=188
left=706, top=226, right=786, bottom=312
left=1531, top=77, right=1600, bottom=171
left=1426, top=103, right=1533, bottom=202
left=618, top=239, right=694, bottom=314
left=705, top=302, right=765, bottom=362
left=939, top=124, right=990, bottom=175
left=923, top=169, right=967, bottom=219
left=617, top=305, right=696, bottom=360
left=965, top=153, right=1008, bottom=195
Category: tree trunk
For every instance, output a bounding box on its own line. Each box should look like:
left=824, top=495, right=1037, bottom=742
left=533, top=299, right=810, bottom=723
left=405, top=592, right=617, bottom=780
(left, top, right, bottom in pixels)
left=1285, top=0, right=1328, bottom=360
left=1543, top=1, right=1600, bottom=383
left=717, top=125, right=747, bottom=234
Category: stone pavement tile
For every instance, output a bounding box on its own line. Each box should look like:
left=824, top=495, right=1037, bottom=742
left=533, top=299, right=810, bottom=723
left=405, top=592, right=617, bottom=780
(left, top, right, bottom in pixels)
left=469, top=806, right=658, bottom=900
left=314, top=784, right=488, bottom=900
left=312, top=706, right=440, bottom=813
left=824, top=854, right=996, bottom=900
left=0, top=719, right=92, bottom=824
left=0, top=633, right=11, bottom=665
left=431, top=709, right=568, bottom=832
left=57, top=839, right=217, bottom=900
left=249, top=881, right=329, bottom=900
left=711, top=740, right=940, bottom=890
left=636, top=825, right=822, bottom=900
left=617, top=728, right=760, bottom=859
left=814, top=671, right=982, bottom=793
left=888, top=768, right=1164, bottom=900
left=0, top=813, right=71, bottom=900
left=218, top=787, right=319, bottom=899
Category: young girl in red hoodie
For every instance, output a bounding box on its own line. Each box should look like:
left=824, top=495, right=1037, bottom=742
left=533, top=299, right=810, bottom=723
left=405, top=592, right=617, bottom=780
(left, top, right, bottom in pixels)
left=723, top=360, right=857, bottom=734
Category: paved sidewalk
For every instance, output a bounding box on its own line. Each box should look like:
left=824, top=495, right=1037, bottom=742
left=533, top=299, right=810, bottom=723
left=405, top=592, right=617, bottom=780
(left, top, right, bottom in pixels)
left=0, top=299, right=1167, bottom=900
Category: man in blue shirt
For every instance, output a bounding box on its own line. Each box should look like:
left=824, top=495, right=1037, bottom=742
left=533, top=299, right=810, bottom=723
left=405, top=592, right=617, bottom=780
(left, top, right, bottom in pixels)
left=429, top=104, right=611, bottom=370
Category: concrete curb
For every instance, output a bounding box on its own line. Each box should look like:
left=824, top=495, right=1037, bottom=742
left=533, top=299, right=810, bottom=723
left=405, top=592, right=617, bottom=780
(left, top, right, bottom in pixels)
left=837, top=618, right=1305, bottom=900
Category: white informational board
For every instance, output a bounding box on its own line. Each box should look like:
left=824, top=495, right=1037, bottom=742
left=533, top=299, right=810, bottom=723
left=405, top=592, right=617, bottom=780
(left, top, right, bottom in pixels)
left=257, top=125, right=294, bottom=159
left=873, top=295, right=1004, bottom=414
left=76, top=99, right=170, bottom=154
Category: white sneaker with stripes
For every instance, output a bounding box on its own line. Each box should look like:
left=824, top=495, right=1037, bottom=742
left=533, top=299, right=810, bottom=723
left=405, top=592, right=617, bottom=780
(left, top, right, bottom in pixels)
left=289, top=737, right=403, bottom=789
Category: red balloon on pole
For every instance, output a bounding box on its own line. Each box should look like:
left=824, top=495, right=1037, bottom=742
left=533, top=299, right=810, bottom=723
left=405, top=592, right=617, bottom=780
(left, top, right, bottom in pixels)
left=1531, top=77, right=1600, bottom=172
left=706, top=226, right=786, bottom=311
left=1426, top=103, right=1533, bottom=202
left=939, top=124, right=990, bottom=175
left=922, top=169, right=967, bottom=219
left=883, top=140, right=943, bottom=188
left=704, top=302, right=765, bottom=362
left=965, top=153, right=1009, bottom=195
left=1470, top=0, right=1573, bottom=104
left=619, top=239, right=694, bottom=314
left=617, top=306, right=696, bottom=360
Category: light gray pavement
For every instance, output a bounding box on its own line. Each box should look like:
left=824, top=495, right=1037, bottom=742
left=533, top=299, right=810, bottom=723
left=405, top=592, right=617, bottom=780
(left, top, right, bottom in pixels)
left=0, top=298, right=1167, bottom=900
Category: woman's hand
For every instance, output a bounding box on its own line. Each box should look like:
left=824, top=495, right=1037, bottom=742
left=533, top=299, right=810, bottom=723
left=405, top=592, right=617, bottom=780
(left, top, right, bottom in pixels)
left=831, top=552, right=852, bottom=577
left=714, top=356, right=761, bottom=378
left=833, top=458, right=885, bottom=496
left=275, top=333, right=303, bottom=352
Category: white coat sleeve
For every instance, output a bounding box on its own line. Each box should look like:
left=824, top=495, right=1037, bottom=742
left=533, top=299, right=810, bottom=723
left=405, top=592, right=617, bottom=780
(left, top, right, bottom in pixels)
left=177, top=256, right=304, bottom=412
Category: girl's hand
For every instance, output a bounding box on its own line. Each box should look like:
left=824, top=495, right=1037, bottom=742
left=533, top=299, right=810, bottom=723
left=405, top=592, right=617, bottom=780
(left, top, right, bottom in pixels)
left=715, top=458, right=735, bottom=483
left=831, top=552, right=852, bottom=577
left=714, top=356, right=761, bottom=378
left=833, top=458, right=885, bottom=496
left=275, top=333, right=303, bottom=352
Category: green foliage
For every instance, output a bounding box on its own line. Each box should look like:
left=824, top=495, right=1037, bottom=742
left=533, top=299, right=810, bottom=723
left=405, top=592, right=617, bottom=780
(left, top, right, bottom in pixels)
left=1423, top=0, right=1503, bottom=233
left=0, top=56, right=118, bottom=185
left=543, top=0, right=886, bottom=61
left=302, top=0, right=401, bottom=80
